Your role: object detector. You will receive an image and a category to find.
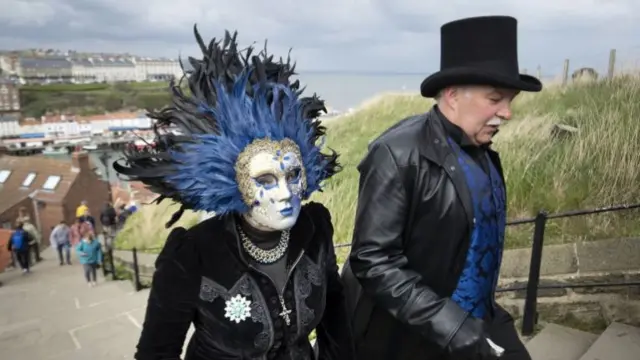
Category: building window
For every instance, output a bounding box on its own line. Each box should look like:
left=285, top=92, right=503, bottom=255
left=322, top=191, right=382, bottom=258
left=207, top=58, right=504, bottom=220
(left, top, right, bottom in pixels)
left=0, top=170, right=11, bottom=183
left=22, top=172, right=36, bottom=187
left=42, top=175, right=61, bottom=190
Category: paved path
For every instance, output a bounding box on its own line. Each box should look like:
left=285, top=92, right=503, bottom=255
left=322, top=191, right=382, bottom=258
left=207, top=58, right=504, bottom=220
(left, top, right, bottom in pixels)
left=0, top=248, right=151, bottom=360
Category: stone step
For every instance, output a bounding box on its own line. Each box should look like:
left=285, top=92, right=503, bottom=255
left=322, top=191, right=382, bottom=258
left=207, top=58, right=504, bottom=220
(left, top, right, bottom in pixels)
left=526, top=324, right=598, bottom=360
left=579, top=322, right=640, bottom=360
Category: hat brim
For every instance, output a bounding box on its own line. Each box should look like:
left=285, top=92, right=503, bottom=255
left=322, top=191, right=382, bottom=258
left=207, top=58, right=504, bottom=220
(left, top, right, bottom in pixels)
left=420, top=67, right=543, bottom=98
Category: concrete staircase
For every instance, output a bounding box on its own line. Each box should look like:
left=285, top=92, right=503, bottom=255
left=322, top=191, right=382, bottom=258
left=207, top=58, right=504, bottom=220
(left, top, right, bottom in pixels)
left=0, top=248, right=151, bottom=360
left=527, top=322, right=640, bottom=360
left=9, top=248, right=638, bottom=359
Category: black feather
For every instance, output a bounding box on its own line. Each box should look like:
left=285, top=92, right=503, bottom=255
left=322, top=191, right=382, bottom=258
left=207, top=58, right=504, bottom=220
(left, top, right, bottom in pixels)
left=113, top=24, right=341, bottom=225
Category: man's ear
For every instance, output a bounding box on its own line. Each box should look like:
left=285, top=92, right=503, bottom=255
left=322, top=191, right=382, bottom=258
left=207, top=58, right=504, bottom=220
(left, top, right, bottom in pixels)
left=442, top=86, right=459, bottom=111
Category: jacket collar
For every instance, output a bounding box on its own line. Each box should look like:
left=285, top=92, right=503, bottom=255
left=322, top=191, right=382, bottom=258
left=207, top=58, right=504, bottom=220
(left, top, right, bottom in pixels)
left=418, top=107, right=501, bottom=168
left=418, top=108, right=474, bottom=227
left=417, top=107, right=506, bottom=227
left=434, top=105, right=475, bottom=148
left=416, top=107, right=454, bottom=165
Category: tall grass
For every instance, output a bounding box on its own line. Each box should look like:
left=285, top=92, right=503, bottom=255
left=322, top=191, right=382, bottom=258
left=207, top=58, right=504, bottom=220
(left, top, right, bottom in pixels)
left=117, top=75, right=640, bottom=257
left=312, top=75, right=640, bottom=261
left=114, top=201, right=200, bottom=252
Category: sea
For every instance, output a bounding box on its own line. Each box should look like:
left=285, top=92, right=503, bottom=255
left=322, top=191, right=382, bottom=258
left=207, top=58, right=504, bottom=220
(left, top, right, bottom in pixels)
left=294, top=72, right=425, bottom=111
left=44, top=72, right=427, bottom=183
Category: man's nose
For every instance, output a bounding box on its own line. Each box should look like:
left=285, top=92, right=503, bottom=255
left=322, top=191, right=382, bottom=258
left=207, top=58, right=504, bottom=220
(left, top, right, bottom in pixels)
left=497, top=106, right=512, bottom=121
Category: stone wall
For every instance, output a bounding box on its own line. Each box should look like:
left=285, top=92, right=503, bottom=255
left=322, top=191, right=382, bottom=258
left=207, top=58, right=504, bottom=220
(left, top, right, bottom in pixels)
left=495, top=237, right=640, bottom=332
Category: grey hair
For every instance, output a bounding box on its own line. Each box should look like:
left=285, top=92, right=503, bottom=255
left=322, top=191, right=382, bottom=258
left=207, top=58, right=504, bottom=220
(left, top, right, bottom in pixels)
left=434, top=86, right=472, bottom=105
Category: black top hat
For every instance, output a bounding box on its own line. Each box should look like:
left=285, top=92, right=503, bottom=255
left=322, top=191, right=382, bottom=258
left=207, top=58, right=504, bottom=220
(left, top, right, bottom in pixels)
left=420, top=16, right=542, bottom=98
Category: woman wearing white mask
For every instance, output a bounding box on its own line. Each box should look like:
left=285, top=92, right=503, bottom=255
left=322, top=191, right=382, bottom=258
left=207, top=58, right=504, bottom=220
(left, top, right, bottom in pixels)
left=114, top=26, right=353, bottom=360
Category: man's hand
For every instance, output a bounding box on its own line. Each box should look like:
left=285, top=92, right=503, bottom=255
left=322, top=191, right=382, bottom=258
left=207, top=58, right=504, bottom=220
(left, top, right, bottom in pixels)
left=446, top=316, right=497, bottom=360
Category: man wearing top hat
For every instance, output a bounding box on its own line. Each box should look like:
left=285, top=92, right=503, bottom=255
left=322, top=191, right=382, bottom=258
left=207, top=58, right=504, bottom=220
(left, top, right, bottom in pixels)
left=341, top=16, right=542, bottom=360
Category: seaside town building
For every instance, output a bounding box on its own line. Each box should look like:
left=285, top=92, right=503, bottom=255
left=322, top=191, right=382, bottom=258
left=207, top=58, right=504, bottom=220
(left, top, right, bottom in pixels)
left=0, top=111, right=154, bottom=138
left=0, top=74, right=21, bottom=140
left=0, top=150, right=110, bottom=245
left=0, top=76, right=20, bottom=113
left=0, top=53, right=182, bottom=85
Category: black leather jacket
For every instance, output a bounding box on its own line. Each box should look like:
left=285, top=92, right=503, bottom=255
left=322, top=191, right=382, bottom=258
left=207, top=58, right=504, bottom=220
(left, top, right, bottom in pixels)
left=135, top=202, right=354, bottom=360
left=341, top=108, right=505, bottom=360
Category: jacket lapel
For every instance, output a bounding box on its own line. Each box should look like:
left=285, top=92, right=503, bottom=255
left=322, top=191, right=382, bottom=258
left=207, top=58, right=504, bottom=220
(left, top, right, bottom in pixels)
left=418, top=108, right=475, bottom=228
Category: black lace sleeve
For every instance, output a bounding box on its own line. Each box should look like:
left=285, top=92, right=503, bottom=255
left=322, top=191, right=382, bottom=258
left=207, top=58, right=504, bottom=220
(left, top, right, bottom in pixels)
left=135, top=227, right=199, bottom=360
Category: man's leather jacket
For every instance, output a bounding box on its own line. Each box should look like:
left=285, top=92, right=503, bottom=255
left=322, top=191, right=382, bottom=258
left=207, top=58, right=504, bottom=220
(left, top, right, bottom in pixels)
left=341, top=107, right=505, bottom=360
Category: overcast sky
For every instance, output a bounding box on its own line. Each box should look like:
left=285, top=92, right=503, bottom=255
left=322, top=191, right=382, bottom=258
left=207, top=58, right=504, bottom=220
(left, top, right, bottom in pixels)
left=2, top=0, right=639, bottom=77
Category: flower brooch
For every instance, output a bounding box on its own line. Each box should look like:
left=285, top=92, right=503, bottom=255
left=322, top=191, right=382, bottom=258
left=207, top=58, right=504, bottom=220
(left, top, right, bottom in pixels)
left=224, top=294, right=252, bottom=323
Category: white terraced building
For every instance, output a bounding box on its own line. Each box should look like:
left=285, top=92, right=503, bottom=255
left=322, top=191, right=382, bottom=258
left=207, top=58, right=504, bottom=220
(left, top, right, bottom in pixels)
left=0, top=55, right=183, bottom=85
left=0, top=112, right=154, bottom=138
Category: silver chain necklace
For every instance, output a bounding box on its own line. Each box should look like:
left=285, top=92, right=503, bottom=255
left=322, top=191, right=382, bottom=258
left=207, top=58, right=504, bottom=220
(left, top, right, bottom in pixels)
left=237, top=225, right=290, bottom=264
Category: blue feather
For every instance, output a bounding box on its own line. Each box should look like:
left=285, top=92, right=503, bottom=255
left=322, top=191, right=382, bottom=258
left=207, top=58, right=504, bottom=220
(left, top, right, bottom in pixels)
left=164, top=70, right=330, bottom=215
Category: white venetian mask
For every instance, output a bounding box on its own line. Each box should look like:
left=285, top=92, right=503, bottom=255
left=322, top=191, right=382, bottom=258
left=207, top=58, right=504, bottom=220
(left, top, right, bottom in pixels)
left=235, top=138, right=307, bottom=231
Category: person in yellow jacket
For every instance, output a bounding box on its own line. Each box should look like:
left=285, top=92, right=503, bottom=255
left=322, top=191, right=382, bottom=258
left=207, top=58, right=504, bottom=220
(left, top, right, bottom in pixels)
left=76, top=201, right=88, bottom=219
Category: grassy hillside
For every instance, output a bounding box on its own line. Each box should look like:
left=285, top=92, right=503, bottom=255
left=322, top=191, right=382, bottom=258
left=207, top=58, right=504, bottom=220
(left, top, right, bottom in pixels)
left=115, top=76, right=640, bottom=258
left=313, top=75, right=640, bottom=262
left=114, top=201, right=200, bottom=252
left=19, top=81, right=172, bottom=117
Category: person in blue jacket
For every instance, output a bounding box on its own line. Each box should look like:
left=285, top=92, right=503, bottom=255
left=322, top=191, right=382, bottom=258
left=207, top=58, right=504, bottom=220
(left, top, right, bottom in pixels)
left=76, top=229, right=103, bottom=287
left=7, top=222, right=33, bottom=274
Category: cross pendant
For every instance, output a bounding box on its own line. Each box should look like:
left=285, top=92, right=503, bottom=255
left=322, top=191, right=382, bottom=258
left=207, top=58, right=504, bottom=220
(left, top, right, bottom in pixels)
left=278, top=296, right=292, bottom=326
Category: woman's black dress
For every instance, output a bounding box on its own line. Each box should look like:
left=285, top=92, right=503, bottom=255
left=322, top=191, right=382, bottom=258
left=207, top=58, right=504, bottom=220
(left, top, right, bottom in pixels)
left=134, top=202, right=354, bottom=360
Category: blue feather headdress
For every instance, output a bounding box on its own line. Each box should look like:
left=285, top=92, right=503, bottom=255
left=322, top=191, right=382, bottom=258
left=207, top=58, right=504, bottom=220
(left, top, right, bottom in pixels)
left=113, top=26, right=340, bottom=227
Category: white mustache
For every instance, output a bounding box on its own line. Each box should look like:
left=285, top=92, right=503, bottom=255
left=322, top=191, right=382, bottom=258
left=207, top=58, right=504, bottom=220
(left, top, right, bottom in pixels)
left=486, top=117, right=502, bottom=126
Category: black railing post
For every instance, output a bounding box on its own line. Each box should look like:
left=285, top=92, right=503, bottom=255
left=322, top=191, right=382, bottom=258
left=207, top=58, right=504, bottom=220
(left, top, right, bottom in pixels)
left=132, top=247, right=142, bottom=291
left=521, top=210, right=548, bottom=336
left=102, top=245, right=108, bottom=277
left=109, top=247, right=117, bottom=281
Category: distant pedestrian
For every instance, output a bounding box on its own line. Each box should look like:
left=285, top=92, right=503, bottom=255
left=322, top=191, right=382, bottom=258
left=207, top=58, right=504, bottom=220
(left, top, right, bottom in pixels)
left=16, top=214, right=42, bottom=264
left=7, top=223, right=33, bottom=274
left=75, top=229, right=102, bottom=287
left=76, top=200, right=89, bottom=219
left=69, top=217, right=93, bottom=254
left=80, top=209, right=96, bottom=230
left=50, top=220, right=72, bottom=265
left=100, top=201, right=117, bottom=250
left=117, top=204, right=131, bottom=231
left=127, top=201, right=138, bottom=214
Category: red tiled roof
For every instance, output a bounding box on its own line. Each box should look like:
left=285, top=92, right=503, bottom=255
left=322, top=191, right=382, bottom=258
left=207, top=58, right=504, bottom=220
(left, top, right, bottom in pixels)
left=110, top=181, right=156, bottom=206
left=0, top=191, right=30, bottom=214
left=19, top=117, right=40, bottom=125
left=41, top=114, right=77, bottom=123
left=77, top=112, right=142, bottom=122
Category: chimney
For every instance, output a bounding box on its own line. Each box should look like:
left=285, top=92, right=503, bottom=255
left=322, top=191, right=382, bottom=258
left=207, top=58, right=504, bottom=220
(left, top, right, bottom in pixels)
left=71, top=151, right=90, bottom=172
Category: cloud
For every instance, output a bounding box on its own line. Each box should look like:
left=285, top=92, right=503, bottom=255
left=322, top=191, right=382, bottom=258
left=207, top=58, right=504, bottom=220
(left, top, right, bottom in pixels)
left=1, top=0, right=639, bottom=74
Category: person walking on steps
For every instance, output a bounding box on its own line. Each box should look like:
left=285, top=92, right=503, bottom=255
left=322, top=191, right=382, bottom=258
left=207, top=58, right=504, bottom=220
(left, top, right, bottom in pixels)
left=100, top=201, right=117, bottom=250
left=76, top=229, right=103, bottom=287
left=341, top=16, right=542, bottom=360
left=7, top=222, right=34, bottom=274
left=50, top=220, right=72, bottom=265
